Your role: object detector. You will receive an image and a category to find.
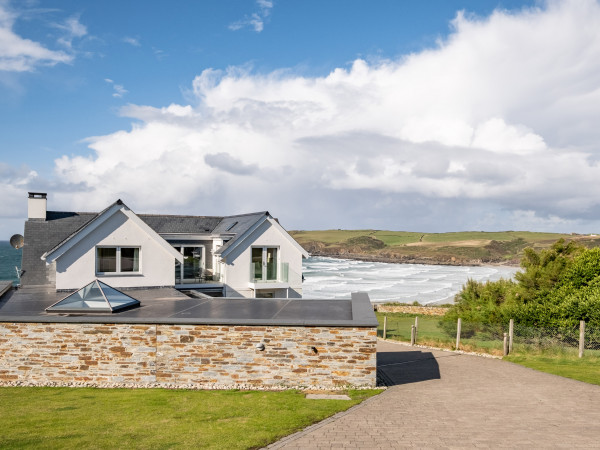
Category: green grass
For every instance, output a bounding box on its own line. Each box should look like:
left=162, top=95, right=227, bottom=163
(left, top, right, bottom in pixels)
left=289, top=229, right=597, bottom=264
left=419, top=231, right=566, bottom=244
left=505, top=353, right=600, bottom=385
left=377, top=312, right=600, bottom=385
left=0, top=387, right=381, bottom=449
left=289, top=229, right=377, bottom=244
left=370, top=231, right=423, bottom=246
left=377, top=312, right=507, bottom=356
left=291, top=229, right=572, bottom=247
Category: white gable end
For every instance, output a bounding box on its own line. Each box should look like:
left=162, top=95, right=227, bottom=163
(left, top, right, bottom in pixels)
left=51, top=208, right=182, bottom=290
left=219, top=218, right=306, bottom=298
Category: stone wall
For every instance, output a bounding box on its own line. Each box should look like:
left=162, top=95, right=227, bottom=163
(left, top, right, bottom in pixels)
left=0, top=323, right=376, bottom=388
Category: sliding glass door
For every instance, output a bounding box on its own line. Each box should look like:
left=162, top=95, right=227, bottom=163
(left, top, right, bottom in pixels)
left=173, top=246, right=203, bottom=284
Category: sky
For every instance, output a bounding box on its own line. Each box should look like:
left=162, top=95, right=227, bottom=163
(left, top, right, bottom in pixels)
left=2, top=0, right=600, bottom=237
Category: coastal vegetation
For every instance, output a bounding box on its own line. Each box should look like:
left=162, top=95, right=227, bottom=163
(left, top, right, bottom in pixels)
left=376, top=239, right=600, bottom=385
left=290, top=229, right=600, bottom=266
left=442, top=239, right=600, bottom=329
left=0, top=387, right=380, bottom=448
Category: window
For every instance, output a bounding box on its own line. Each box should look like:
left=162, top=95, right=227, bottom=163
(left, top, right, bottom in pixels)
left=96, top=247, right=140, bottom=274
left=251, top=247, right=278, bottom=282
left=172, top=246, right=204, bottom=284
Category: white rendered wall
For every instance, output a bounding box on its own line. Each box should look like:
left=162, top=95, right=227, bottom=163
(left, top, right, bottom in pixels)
left=223, top=220, right=304, bottom=298
left=54, top=211, right=176, bottom=290
left=28, top=197, right=46, bottom=219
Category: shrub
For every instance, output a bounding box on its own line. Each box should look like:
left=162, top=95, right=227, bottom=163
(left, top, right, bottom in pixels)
left=442, top=239, right=600, bottom=331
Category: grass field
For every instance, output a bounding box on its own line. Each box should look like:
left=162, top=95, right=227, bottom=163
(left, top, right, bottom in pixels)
left=376, top=312, right=506, bottom=355
left=292, top=229, right=572, bottom=247
left=505, top=354, right=600, bottom=386
left=290, top=229, right=600, bottom=264
left=0, top=387, right=381, bottom=449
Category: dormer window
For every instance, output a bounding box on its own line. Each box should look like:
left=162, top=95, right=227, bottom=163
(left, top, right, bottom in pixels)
left=96, top=247, right=140, bottom=275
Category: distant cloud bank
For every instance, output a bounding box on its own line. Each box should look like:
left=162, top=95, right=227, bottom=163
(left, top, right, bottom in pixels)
left=7, top=0, right=600, bottom=234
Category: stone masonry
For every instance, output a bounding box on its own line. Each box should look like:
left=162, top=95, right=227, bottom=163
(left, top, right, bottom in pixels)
left=0, top=323, right=376, bottom=388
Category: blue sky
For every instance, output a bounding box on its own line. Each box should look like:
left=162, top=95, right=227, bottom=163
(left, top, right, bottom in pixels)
left=2, top=0, right=600, bottom=237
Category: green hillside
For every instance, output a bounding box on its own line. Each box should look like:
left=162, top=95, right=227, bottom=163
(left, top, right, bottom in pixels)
left=290, top=230, right=600, bottom=266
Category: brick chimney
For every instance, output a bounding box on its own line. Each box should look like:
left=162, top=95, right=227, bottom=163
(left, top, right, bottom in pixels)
left=28, top=192, right=47, bottom=220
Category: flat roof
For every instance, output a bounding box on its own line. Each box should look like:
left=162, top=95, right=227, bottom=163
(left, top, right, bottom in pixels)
left=0, top=286, right=378, bottom=327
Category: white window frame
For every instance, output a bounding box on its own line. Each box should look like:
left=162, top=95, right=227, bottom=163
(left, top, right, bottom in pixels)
left=96, top=246, right=142, bottom=276
left=251, top=246, right=280, bottom=282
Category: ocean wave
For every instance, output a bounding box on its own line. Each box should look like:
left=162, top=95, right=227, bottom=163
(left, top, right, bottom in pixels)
left=302, top=256, right=519, bottom=304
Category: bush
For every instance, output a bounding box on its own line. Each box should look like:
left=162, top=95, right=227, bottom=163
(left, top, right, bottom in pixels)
left=442, top=239, right=600, bottom=332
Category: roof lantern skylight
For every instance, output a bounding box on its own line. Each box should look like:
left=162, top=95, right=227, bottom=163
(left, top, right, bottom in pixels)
left=46, top=279, right=140, bottom=313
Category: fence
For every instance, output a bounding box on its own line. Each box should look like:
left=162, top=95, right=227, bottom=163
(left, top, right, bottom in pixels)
left=377, top=314, right=600, bottom=358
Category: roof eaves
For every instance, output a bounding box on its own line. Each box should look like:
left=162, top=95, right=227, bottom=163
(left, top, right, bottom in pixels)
left=215, top=213, right=269, bottom=258
left=41, top=200, right=127, bottom=262
left=42, top=199, right=128, bottom=259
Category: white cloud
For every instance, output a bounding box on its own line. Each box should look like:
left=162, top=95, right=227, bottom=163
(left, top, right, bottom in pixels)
left=152, top=47, right=166, bottom=60
left=43, top=0, right=600, bottom=232
left=104, top=78, right=128, bottom=98
left=54, top=14, right=87, bottom=49
left=112, top=84, right=127, bottom=98
left=229, top=0, right=273, bottom=32
left=123, top=36, right=140, bottom=47
left=0, top=2, right=72, bottom=72
left=0, top=163, right=38, bottom=235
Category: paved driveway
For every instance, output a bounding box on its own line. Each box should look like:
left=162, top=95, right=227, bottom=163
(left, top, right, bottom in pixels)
left=269, top=340, right=600, bottom=449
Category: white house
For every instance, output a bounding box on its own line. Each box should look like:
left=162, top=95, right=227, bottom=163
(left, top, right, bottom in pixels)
left=21, top=193, right=308, bottom=298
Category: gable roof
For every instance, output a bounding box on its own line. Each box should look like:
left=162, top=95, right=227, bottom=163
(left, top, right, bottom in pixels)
left=21, top=211, right=97, bottom=286
left=41, top=200, right=184, bottom=264
left=20, top=200, right=305, bottom=287
left=215, top=214, right=309, bottom=260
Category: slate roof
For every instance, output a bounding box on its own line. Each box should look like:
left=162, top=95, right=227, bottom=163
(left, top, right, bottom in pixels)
left=21, top=212, right=97, bottom=286
left=138, top=214, right=223, bottom=234
left=20, top=204, right=270, bottom=287
left=211, top=211, right=268, bottom=234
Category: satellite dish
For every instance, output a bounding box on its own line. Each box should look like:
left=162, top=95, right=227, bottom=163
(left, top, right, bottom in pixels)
left=9, top=234, right=24, bottom=249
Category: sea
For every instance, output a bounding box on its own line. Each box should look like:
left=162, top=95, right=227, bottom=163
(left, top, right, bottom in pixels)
left=302, top=256, right=519, bottom=305
left=0, top=242, right=519, bottom=303
left=0, top=241, right=22, bottom=286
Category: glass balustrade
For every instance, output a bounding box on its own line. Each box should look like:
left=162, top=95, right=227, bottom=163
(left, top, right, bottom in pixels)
left=250, top=262, right=292, bottom=283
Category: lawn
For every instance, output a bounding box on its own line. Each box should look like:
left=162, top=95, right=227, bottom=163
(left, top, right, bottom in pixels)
left=505, top=354, right=600, bottom=386
left=0, top=387, right=381, bottom=449
left=376, top=312, right=506, bottom=356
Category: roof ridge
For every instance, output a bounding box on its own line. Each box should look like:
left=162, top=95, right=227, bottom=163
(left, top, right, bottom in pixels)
left=138, top=213, right=224, bottom=219
left=47, top=210, right=98, bottom=215
left=222, top=211, right=268, bottom=219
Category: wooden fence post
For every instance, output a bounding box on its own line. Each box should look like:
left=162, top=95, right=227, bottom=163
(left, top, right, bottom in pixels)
left=411, top=325, right=416, bottom=346
left=383, top=316, right=387, bottom=340
left=509, top=319, right=514, bottom=354
left=503, top=333, right=508, bottom=356
left=456, top=318, right=461, bottom=350
left=414, top=316, right=419, bottom=342
left=579, top=320, right=585, bottom=358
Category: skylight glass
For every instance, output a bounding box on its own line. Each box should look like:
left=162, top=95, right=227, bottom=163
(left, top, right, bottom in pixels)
left=46, top=280, right=140, bottom=313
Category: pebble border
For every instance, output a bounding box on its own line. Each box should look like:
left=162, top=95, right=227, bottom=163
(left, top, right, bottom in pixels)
left=0, top=380, right=379, bottom=391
